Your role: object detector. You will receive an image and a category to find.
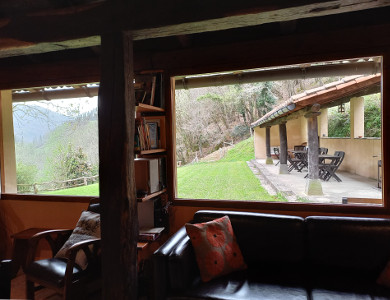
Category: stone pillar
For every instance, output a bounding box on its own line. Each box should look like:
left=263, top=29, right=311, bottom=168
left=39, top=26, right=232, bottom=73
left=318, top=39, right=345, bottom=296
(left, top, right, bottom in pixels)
left=305, top=104, right=323, bottom=195
left=0, top=90, right=17, bottom=193
left=350, top=96, right=364, bottom=138
left=278, top=122, right=289, bottom=174
left=320, top=108, right=328, bottom=138
left=265, top=127, right=273, bottom=164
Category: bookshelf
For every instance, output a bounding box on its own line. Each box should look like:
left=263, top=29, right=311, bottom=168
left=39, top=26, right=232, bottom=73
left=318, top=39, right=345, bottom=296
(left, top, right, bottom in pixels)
left=135, top=71, right=169, bottom=238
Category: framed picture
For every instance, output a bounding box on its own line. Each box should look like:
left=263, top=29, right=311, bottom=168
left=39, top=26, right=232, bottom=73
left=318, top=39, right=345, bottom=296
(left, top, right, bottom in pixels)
left=146, top=121, right=159, bottom=149
left=134, top=74, right=156, bottom=106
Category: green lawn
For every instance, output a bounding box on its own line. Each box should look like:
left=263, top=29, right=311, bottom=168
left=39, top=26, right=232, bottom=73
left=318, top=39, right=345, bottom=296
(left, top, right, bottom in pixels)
left=43, top=183, right=99, bottom=196
left=177, top=137, right=286, bottom=201
left=43, top=137, right=284, bottom=201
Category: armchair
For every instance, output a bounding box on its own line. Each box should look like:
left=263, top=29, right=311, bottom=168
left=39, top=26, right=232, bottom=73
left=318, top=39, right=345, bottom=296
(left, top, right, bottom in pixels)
left=24, top=201, right=101, bottom=300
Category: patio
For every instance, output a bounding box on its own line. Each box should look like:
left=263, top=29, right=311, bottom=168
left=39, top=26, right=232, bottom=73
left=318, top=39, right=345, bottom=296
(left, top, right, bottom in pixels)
left=249, top=159, right=382, bottom=204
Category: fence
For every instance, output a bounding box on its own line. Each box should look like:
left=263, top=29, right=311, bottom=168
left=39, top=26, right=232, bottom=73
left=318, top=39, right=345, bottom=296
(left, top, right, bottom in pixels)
left=17, top=175, right=99, bottom=194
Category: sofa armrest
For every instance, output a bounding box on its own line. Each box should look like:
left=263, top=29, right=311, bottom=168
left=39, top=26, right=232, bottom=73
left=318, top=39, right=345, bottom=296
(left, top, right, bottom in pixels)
left=153, top=226, right=189, bottom=300
left=168, top=236, right=198, bottom=291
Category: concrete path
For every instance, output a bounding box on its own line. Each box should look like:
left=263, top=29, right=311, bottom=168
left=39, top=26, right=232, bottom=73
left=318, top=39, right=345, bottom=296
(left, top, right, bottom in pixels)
left=249, top=159, right=382, bottom=204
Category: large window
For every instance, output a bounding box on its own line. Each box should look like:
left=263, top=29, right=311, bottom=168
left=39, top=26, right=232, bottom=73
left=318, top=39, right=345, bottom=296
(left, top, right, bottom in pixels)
left=174, top=57, right=383, bottom=206
left=12, top=85, right=99, bottom=196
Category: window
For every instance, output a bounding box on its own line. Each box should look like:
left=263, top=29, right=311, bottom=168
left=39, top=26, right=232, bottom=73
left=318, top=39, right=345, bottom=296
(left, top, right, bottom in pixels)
left=10, top=85, right=99, bottom=196
left=174, top=57, right=383, bottom=206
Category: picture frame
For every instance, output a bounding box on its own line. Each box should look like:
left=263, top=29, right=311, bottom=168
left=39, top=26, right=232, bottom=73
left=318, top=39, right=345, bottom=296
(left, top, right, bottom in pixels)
left=146, top=121, right=159, bottom=149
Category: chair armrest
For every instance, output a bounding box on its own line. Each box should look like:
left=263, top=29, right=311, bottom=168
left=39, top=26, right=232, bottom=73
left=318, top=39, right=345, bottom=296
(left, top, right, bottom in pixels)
left=152, top=226, right=189, bottom=300
left=62, top=238, right=101, bottom=293
left=0, top=260, right=12, bottom=299
left=26, top=229, right=73, bottom=267
left=168, top=236, right=198, bottom=290
left=65, top=238, right=101, bottom=261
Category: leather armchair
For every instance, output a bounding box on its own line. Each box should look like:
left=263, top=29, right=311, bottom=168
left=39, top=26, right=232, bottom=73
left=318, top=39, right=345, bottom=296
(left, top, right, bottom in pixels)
left=25, top=200, right=101, bottom=300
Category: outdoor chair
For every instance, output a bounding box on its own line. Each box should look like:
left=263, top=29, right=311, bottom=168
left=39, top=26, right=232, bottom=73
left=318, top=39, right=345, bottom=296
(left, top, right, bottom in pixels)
left=319, top=147, right=328, bottom=155
left=319, top=151, right=345, bottom=182
left=294, top=145, right=306, bottom=151
left=273, top=147, right=280, bottom=166
left=24, top=199, right=101, bottom=300
left=287, top=152, right=306, bottom=172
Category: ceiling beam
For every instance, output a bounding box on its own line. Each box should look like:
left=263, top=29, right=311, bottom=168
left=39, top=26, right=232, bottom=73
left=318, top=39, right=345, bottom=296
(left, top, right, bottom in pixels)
left=1, top=0, right=390, bottom=58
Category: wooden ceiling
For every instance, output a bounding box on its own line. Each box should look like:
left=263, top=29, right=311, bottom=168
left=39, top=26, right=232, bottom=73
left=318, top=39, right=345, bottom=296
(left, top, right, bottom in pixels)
left=1, top=0, right=390, bottom=58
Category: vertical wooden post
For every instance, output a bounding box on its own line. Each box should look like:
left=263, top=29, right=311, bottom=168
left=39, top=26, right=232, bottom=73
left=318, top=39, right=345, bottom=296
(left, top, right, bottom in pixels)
left=278, top=122, right=288, bottom=174
left=265, top=126, right=273, bottom=164
left=98, top=31, right=138, bottom=300
left=305, top=104, right=323, bottom=195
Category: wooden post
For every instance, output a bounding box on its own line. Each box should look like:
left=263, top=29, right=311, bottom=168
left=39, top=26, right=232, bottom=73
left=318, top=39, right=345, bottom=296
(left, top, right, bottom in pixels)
left=265, top=126, right=273, bottom=164
left=98, top=31, right=138, bottom=299
left=305, top=104, right=323, bottom=195
left=278, top=122, right=288, bottom=174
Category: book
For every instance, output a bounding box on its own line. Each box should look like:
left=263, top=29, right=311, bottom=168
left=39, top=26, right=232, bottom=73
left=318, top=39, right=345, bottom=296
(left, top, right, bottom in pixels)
left=139, top=227, right=164, bottom=241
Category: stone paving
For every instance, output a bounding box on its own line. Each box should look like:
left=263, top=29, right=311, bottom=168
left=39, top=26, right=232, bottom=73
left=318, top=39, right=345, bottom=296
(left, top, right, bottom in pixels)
left=248, top=159, right=382, bottom=204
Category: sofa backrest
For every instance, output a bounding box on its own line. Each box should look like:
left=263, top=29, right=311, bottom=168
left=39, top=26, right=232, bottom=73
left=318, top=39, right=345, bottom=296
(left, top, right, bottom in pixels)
left=193, top=210, right=305, bottom=267
left=306, top=216, right=390, bottom=279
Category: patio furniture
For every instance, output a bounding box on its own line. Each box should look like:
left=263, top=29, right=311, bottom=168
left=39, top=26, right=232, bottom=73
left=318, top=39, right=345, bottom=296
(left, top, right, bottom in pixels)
left=319, top=151, right=345, bottom=182
left=319, top=147, right=328, bottom=155
left=287, top=152, right=302, bottom=172
left=291, top=149, right=308, bottom=172
left=294, top=145, right=306, bottom=151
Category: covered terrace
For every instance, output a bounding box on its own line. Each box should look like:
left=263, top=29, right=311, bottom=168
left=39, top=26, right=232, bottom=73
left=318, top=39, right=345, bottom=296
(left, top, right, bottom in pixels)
left=251, top=71, right=382, bottom=199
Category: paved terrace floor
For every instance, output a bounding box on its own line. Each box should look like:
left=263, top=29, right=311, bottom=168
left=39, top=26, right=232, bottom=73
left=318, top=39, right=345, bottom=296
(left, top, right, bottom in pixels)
left=249, top=159, right=382, bottom=204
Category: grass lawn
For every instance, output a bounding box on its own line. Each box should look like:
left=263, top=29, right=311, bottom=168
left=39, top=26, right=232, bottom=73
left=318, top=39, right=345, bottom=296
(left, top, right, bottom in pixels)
left=43, top=183, right=99, bottom=196
left=177, top=137, right=286, bottom=201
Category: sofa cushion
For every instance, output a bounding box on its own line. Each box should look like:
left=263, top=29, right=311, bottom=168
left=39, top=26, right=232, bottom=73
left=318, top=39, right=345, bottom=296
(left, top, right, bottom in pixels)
left=193, top=210, right=305, bottom=266
left=55, top=210, right=101, bottom=270
left=171, top=270, right=308, bottom=300
left=311, top=288, right=390, bottom=300
left=185, top=215, right=247, bottom=282
left=306, top=216, right=390, bottom=275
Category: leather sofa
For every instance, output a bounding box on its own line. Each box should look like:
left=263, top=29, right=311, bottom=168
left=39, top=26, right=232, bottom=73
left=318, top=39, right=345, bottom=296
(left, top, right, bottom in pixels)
left=153, top=210, right=390, bottom=300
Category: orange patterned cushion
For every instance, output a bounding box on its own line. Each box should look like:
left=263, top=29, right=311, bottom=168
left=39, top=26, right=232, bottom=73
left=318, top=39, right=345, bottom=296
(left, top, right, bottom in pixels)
left=185, top=215, right=247, bottom=282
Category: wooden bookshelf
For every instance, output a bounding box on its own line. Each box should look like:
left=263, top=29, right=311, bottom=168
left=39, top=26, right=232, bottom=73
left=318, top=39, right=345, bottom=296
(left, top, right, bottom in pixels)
left=136, top=103, right=164, bottom=114
left=138, top=148, right=166, bottom=155
left=137, top=188, right=167, bottom=202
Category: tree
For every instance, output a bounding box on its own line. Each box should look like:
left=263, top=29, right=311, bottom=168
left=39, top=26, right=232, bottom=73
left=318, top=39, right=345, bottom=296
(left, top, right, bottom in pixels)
left=364, top=94, right=381, bottom=137
left=16, top=162, right=38, bottom=193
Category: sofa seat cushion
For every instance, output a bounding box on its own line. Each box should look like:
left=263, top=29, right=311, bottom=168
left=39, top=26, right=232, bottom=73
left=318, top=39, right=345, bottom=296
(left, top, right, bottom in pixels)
left=170, top=271, right=308, bottom=300
left=25, top=258, right=82, bottom=288
left=311, top=288, right=390, bottom=300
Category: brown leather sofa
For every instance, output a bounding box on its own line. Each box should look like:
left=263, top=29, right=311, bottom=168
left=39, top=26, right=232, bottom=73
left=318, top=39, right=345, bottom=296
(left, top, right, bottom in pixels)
left=153, top=210, right=390, bottom=300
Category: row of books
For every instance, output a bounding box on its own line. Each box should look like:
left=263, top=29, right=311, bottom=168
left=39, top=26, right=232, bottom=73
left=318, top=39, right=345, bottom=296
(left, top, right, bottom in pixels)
left=135, top=117, right=160, bottom=151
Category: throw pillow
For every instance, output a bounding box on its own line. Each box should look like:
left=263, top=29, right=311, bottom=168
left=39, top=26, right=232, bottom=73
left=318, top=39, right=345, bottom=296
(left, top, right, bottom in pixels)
left=185, top=215, right=247, bottom=282
left=377, top=260, right=390, bottom=288
left=55, top=210, right=100, bottom=270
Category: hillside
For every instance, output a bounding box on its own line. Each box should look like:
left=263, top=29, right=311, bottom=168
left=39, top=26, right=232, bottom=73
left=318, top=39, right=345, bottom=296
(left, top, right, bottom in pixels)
left=13, top=103, right=71, bottom=143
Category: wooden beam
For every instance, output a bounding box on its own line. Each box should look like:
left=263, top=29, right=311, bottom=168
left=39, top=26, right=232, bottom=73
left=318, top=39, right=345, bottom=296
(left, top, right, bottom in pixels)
left=98, top=31, right=138, bottom=299
left=1, top=0, right=390, bottom=58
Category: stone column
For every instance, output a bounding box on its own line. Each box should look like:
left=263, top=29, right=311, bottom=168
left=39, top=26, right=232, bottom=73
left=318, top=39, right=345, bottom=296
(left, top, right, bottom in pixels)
left=278, top=122, right=289, bottom=174
left=305, top=104, right=323, bottom=195
left=265, top=126, right=273, bottom=164
left=350, top=96, right=364, bottom=138
left=320, top=108, right=328, bottom=138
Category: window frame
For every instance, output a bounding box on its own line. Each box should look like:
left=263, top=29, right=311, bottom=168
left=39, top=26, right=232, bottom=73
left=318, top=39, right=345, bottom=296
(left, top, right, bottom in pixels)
left=170, top=54, right=389, bottom=216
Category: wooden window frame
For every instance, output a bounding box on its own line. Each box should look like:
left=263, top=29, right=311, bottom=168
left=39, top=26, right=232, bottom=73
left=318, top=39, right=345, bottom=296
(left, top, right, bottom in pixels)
left=170, top=53, right=389, bottom=217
